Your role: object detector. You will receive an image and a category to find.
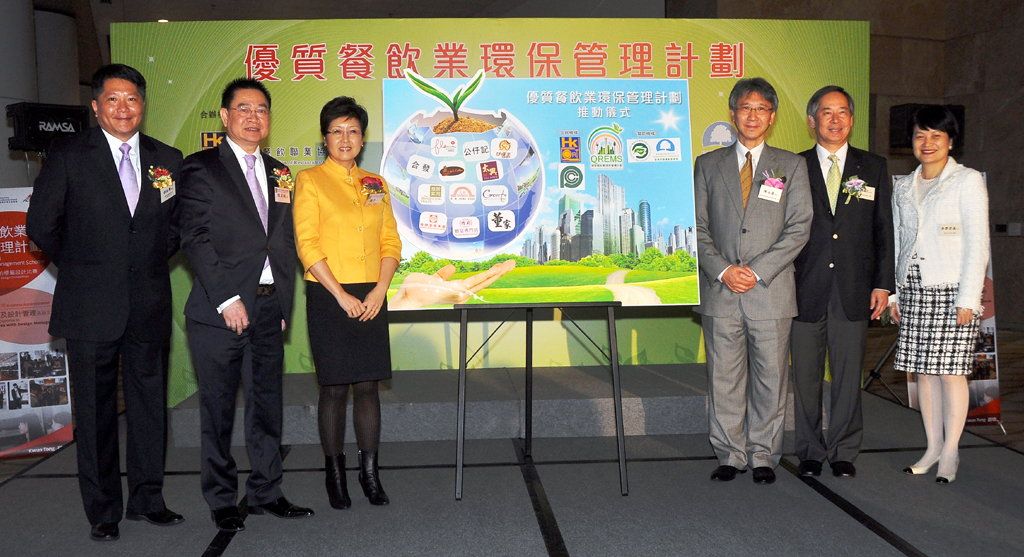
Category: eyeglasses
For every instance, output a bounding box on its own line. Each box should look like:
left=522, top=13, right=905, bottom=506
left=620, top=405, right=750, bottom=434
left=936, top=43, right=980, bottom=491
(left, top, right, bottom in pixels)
left=231, top=104, right=270, bottom=118
left=326, top=127, right=362, bottom=137
left=736, top=105, right=774, bottom=116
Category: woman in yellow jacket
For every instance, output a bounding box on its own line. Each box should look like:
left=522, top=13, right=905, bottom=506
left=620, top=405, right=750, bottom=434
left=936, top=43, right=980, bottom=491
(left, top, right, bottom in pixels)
left=294, top=96, right=401, bottom=509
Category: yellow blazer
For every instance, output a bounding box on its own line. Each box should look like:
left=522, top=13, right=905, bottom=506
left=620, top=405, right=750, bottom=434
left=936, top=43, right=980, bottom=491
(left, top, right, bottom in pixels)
left=294, top=158, right=401, bottom=283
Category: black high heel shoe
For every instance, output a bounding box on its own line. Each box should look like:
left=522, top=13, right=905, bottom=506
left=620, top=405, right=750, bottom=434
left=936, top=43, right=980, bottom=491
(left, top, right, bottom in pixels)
left=358, top=450, right=390, bottom=505
left=325, top=454, right=351, bottom=509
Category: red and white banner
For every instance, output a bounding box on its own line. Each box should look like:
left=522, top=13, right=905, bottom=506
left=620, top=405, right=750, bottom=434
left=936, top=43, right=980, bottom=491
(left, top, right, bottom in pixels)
left=0, top=187, right=72, bottom=459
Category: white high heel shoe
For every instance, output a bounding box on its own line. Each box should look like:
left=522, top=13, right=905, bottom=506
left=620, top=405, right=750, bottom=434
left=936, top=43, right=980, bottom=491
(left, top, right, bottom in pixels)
left=936, top=454, right=959, bottom=484
left=902, top=453, right=939, bottom=475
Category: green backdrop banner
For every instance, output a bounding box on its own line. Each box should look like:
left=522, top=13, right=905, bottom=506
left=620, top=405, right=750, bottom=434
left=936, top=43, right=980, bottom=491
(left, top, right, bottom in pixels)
left=111, top=18, right=868, bottom=406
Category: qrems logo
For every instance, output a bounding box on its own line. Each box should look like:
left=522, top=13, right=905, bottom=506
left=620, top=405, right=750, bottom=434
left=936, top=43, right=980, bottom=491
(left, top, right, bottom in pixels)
left=587, top=124, right=624, bottom=169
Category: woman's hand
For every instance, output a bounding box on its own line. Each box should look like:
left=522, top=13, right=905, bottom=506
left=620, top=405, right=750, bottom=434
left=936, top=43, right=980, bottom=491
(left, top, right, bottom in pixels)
left=889, top=302, right=901, bottom=324
left=335, top=291, right=364, bottom=319
left=955, top=307, right=974, bottom=326
left=359, top=285, right=388, bottom=322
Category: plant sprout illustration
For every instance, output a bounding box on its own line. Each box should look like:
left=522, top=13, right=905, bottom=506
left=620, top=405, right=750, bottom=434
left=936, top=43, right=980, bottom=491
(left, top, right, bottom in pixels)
left=404, top=69, right=489, bottom=133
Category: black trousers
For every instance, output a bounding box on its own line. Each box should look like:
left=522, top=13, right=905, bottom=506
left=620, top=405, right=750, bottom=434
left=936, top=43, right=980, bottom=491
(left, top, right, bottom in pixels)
left=188, top=292, right=285, bottom=510
left=66, top=334, right=168, bottom=525
left=790, top=282, right=868, bottom=463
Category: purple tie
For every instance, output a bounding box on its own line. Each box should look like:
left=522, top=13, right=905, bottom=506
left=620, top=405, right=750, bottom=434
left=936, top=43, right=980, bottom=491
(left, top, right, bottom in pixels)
left=244, top=154, right=268, bottom=231
left=118, top=143, right=139, bottom=216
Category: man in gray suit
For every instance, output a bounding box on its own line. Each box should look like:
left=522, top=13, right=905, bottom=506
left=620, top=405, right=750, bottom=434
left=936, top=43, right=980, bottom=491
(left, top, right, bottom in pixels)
left=694, top=78, right=812, bottom=484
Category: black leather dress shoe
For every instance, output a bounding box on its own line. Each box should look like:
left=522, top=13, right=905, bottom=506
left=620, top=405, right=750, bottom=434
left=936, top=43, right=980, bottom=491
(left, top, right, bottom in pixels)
left=247, top=497, right=314, bottom=519
left=831, top=461, right=857, bottom=478
left=90, top=522, right=119, bottom=542
left=211, top=507, right=245, bottom=532
left=710, top=465, right=745, bottom=481
left=752, top=467, right=776, bottom=484
left=798, top=460, right=822, bottom=477
left=126, top=508, right=184, bottom=526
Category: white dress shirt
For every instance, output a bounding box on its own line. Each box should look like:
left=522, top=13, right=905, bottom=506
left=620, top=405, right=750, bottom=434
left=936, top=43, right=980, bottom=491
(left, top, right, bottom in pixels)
left=100, top=129, right=141, bottom=198
left=814, top=142, right=849, bottom=183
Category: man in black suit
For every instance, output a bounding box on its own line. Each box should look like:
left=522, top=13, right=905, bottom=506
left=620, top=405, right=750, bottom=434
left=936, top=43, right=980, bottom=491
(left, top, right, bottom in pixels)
left=791, top=86, right=894, bottom=478
left=178, top=78, right=312, bottom=532
left=27, top=64, right=185, bottom=541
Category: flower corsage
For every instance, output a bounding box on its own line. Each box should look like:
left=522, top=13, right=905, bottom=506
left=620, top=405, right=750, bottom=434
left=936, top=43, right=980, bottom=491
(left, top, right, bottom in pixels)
left=148, top=166, right=174, bottom=189
left=841, top=176, right=867, bottom=204
left=272, top=167, right=295, bottom=190
left=361, top=176, right=386, bottom=196
left=759, top=169, right=787, bottom=189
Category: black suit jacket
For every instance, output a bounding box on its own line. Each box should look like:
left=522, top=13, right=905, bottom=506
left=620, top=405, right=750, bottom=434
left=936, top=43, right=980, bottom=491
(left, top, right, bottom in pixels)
left=177, top=141, right=295, bottom=328
left=27, top=126, right=183, bottom=342
left=793, top=145, right=894, bottom=322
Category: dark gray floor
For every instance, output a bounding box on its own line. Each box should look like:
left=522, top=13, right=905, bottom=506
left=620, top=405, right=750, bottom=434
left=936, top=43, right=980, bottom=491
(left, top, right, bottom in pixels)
left=3, top=393, right=1023, bottom=556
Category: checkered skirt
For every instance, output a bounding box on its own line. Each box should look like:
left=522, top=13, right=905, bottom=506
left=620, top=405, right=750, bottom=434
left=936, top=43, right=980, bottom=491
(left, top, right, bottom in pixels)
left=894, top=265, right=978, bottom=375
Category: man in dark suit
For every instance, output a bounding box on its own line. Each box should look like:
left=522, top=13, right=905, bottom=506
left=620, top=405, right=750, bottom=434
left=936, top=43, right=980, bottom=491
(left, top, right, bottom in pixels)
left=694, top=78, right=812, bottom=485
left=178, top=78, right=312, bottom=532
left=791, top=86, right=894, bottom=478
left=27, top=64, right=185, bottom=541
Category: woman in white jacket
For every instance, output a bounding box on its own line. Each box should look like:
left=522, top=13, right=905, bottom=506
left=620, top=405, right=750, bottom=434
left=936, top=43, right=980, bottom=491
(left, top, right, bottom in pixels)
left=889, top=105, right=989, bottom=483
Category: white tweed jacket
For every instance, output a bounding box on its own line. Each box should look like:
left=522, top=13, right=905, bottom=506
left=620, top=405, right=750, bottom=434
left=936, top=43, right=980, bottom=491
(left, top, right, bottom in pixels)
left=892, top=158, right=989, bottom=313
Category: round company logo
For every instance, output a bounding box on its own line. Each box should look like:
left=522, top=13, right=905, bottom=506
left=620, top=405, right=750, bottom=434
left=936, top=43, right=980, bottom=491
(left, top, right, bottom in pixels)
left=630, top=142, right=650, bottom=160
left=560, top=165, right=583, bottom=188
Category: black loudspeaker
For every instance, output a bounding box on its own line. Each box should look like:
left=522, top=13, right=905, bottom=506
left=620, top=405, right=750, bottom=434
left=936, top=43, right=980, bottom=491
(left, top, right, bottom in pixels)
left=889, top=103, right=965, bottom=155
left=6, top=102, right=90, bottom=152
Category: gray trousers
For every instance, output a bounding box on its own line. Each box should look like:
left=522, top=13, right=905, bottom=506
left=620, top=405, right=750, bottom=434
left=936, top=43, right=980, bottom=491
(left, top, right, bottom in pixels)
left=703, top=313, right=791, bottom=469
left=790, top=284, right=867, bottom=463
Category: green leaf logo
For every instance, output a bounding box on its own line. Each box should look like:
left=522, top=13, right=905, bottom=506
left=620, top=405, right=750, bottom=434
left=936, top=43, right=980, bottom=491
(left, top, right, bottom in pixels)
left=403, top=69, right=485, bottom=122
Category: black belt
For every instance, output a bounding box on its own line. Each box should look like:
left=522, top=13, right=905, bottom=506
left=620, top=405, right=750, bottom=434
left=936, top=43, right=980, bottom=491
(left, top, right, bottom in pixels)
left=256, top=284, right=276, bottom=297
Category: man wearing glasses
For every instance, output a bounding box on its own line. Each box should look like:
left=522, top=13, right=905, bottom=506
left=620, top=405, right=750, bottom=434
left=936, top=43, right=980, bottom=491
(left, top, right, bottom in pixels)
left=694, top=77, right=812, bottom=485
left=178, top=78, right=313, bottom=532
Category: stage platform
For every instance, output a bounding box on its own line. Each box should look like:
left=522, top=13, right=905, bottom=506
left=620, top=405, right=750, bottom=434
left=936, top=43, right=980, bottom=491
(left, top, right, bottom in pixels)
left=3, top=384, right=1023, bottom=556
left=168, top=365, right=715, bottom=446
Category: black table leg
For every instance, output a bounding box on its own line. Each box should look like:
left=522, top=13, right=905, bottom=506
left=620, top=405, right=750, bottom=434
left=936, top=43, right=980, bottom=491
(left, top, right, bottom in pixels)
left=525, top=308, right=533, bottom=457
left=607, top=306, right=628, bottom=495
left=455, top=308, right=468, bottom=500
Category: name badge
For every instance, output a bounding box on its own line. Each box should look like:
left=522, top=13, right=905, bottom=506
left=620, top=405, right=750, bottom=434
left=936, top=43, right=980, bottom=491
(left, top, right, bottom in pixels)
left=160, top=183, right=176, bottom=203
left=860, top=186, right=876, bottom=201
left=940, top=223, right=961, bottom=236
left=275, top=187, right=291, bottom=204
left=366, top=193, right=385, bottom=206
left=757, top=184, right=783, bottom=203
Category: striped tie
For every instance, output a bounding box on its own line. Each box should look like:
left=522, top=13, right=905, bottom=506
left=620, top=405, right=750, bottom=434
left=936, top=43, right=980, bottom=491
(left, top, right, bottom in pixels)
left=740, top=151, right=753, bottom=209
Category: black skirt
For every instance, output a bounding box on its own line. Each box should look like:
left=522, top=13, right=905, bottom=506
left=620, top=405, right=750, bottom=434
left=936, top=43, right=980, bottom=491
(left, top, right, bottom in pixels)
left=306, top=281, right=393, bottom=385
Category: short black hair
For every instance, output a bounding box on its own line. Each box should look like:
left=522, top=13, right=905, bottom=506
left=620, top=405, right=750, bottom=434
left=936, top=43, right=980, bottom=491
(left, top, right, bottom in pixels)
left=728, top=78, right=778, bottom=112
left=91, top=64, right=146, bottom=100
left=221, top=78, right=272, bottom=110
left=911, top=105, right=959, bottom=144
left=806, top=85, right=855, bottom=117
left=319, top=96, right=368, bottom=136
